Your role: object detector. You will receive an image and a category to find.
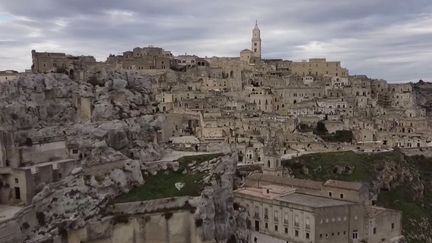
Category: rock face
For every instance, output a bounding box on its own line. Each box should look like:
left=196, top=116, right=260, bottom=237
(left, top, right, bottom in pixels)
left=0, top=70, right=173, bottom=242
left=189, top=155, right=238, bottom=242
left=84, top=68, right=155, bottom=122
left=413, top=80, right=432, bottom=116
left=58, top=154, right=239, bottom=243
left=0, top=73, right=78, bottom=130
left=0, top=70, right=242, bottom=243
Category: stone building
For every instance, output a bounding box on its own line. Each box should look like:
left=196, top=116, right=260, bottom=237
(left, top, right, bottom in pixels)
left=240, top=21, right=262, bottom=65
left=0, top=130, right=79, bottom=205
left=174, top=55, right=209, bottom=68
left=31, top=50, right=96, bottom=76
left=235, top=174, right=403, bottom=243
left=0, top=70, right=18, bottom=83
left=288, top=58, right=349, bottom=78
left=106, top=46, right=173, bottom=70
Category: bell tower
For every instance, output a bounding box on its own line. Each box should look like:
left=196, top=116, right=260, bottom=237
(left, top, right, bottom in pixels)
left=251, top=20, right=261, bottom=59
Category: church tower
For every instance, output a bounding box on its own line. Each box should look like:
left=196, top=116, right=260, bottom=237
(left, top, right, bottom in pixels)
left=251, top=20, right=261, bottom=59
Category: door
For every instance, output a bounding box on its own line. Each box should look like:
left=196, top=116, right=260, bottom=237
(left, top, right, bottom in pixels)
left=15, top=187, right=21, bottom=200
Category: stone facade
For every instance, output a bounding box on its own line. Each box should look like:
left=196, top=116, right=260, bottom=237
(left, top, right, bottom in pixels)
left=235, top=174, right=403, bottom=243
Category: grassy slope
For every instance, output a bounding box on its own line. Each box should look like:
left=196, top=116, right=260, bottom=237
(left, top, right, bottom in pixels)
left=282, top=150, right=403, bottom=182
left=282, top=151, right=432, bottom=242
left=114, top=153, right=223, bottom=203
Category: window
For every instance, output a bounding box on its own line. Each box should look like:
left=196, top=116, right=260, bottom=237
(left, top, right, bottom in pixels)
left=329, top=192, right=332, bottom=197
left=295, top=230, right=299, bottom=237
left=264, top=208, right=269, bottom=219
left=285, top=227, right=288, bottom=234
left=294, top=215, right=299, bottom=227
left=352, top=230, right=358, bottom=239
left=265, top=223, right=268, bottom=229
left=373, top=227, right=376, bottom=234
left=274, top=210, right=279, bottom=222
left=15, top=178, right=19, bottom=184
left=274, top=225, right=278, bottom=231
left=305, top=217, right=310, bottom=229
left=284, top=212, right=289, bottom=225
left=391, top=223, right=395, bottom=230
left=255, top=206, right=260, bottom=218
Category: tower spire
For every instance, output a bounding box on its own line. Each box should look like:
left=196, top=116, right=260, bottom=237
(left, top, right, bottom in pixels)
left=251, top=20, right=261, bottom=59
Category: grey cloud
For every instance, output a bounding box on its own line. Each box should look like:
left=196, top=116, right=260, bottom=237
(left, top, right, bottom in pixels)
left=0, top=0, right=431, bottom=81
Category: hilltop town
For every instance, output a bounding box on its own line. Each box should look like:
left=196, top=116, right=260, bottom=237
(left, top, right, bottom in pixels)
left=0, top=22, right=431, bottom=243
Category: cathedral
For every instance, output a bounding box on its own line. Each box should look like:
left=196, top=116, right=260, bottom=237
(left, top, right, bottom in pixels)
left=240, top=21, right=262, bottom=64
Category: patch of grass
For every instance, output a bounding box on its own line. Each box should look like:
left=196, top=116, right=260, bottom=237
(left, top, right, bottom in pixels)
left=114, top=171, right=204, bottom=203
left=282, top=151, right=403, bottom=182
left=113, top=153, right=224, bottom=203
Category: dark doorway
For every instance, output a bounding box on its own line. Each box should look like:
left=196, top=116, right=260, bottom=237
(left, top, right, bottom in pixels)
left=255, top=220, right=260, bottom=231
left=15, top=187, right=21, bottom=200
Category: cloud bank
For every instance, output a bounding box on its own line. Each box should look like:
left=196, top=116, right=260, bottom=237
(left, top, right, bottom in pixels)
left=0, top=0, right=431, bottom=82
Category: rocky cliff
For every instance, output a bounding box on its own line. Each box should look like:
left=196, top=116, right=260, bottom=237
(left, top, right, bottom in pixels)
left=0, top=70, right=240, bottom=243
left=413, top=80, right=432, bottom=116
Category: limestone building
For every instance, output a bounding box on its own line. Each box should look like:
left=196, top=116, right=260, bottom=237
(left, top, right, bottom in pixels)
left=0, top=70, right=18, bottom=83
left=106, top=46, right=173, bottom=70
left=235, top=174, right=403, bottom=243
left=252, top=21, right=262, bottom=59
left=240, top=21, right=262, bottom=64
left=31, top=50, right=96, bottom=76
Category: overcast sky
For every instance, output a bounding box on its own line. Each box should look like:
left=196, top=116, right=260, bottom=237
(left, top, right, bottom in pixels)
left=1, top=0, right=431, bottom=82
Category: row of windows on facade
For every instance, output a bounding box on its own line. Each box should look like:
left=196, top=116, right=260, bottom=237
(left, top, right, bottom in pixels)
left=175, top=59, right=206, bottom=65
left=294, top=71, right=342, bottom=76
left=254, top=207, right=311, bottom=228
left=319, top=223, right=395, bottom=241
left=252, top=205, right=366, bottom=231
left=294, top=63, right=340, bottom=68
left=124, top=66, right=166, bottom=70
left=254, top=224, right=311, bottom=240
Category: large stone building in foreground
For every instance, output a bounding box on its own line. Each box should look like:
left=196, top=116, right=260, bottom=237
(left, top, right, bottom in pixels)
left=235, top=174, right=403, bottom=243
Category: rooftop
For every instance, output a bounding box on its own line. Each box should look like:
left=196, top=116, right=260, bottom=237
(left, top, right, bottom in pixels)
left=278, top=192, right=353, bottom=208
left=0, top=205, right=23, bottom=222
left=323, top=179, right=365, bottom=191
left=246, top=173, right=323, bottom=190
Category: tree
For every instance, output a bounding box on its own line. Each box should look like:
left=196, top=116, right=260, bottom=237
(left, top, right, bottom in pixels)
left=314, top=121, right=328, bottom=136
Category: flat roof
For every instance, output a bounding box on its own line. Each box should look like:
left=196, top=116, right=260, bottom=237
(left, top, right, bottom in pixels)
left=278, top=193, right=353, bottom=208
left=0, top=205, right=23, bottom=222
left=323, top=179, right=365, bottom=191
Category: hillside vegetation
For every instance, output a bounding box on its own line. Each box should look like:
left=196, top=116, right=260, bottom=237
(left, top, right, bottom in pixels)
left=114, top=153, right=224, bottom=203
